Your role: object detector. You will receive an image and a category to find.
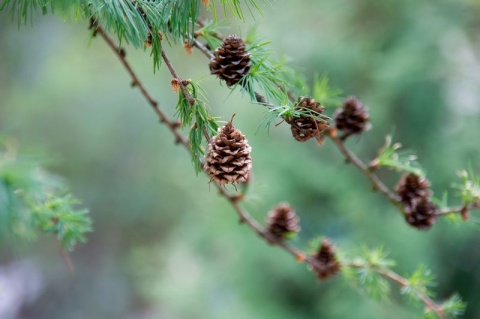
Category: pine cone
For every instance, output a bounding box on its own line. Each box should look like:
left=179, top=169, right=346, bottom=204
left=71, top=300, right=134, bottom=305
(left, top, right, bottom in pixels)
left=311, top=238, right=341, bottom=280
left=285, top=97, right=329, bottom=142
left=209, top=35, right=252, bottom=87
left=204, top=120, right=252, bottom=185
left=334, top=97, right=371, bottom=138
left=396, top=173, right=432, bottom=205
left=405, top=197, right=438, bottom=230
left=266, top=203, right=300, bottom=240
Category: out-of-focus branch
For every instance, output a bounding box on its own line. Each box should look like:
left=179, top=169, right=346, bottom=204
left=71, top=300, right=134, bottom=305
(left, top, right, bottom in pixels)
left=326, top=130, right=403, bottom=213
left=346, top=261, right=447, bottom=319
left=438, top=201, right=479, bottom=217
left=60, top=249, right=75, bottom=274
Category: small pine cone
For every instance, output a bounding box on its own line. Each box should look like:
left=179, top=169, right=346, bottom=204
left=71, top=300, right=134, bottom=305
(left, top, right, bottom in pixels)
left=285, top=97, right=329, bottom=142
left=266, top=203, right=300, bottom=240
left=405, top=197, right=438, bottom=230
left=204, top=120, right=252, bottom=185
left=311, top=238, right=341, bottom=280
left=396, top=173, right=432, bottom=204
left=209, top=35, right=252, bottom=87
left=334, top=97, right=371, bottom=138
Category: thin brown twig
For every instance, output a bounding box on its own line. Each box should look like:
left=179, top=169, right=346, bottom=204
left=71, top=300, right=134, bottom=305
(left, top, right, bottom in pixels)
left=438, top=201, right=479, bottom=216
left=90, top=20, right=189, bottom=149
left=160, top=49, right=196, bottom=106
left=93, top=23, right=449, bottom=318
left=327, top=131, right=404, bottom=213
left=192, top=39, right=214, bottom=59
left=160, top=48, right=211, bottom=141
left=60, top=249, right=75, bottom=274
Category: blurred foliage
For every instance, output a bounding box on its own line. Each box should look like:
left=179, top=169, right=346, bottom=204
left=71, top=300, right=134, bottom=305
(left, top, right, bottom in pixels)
left=1, top=0, right=265, bottom=69
left=371, top=135, right=425, bottom=176
left=342, top=247, right=395, bottom=302
left=1, top=0, right=480, bottom=319
left=454, top=169, right=480, bottom=206
left=0, top=135, right=91, bottom=251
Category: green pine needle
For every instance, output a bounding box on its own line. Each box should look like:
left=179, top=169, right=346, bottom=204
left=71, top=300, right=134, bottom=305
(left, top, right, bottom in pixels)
left=175, top=80, right=218, bottom=174
left=342, top=247, right=395, bottom=301
left=176, top=90, right=195, bottom=128
left=208, top=0, right=266, bottom=21
left=189, top=124, right=205, bottom=174
left=257, top=91, right=331, bottom=134
left=401, top=264, right=436, bottom=303
left=454, top=168, right=480, bottom=206
left=312, top=74, right=343, bottom=108
left=371, top=135, right=425, bottom=176
left=195, top=19, right=225, bottom=49
left=234, top=37, right=290, bottom=104
left=440, top=294, right=467, bottom=318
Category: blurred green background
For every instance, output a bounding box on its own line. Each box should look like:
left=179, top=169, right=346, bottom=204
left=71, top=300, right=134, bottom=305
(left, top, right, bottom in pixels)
left=1, top=0, right=480, bottom=318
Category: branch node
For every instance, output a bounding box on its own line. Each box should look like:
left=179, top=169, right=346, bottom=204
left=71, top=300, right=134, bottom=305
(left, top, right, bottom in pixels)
left=461, top=205, right=470, bottom=221
left=183, top=41, right=193, bottom=55
left=229, top=192, right=244, bottom=203
left=171, top=78, right=181, bottom=93
left=118, top=48, right=126, bottom=58
left=326, top=127, right=337, bottom=138
left=295, top=252, right=306, bottom=263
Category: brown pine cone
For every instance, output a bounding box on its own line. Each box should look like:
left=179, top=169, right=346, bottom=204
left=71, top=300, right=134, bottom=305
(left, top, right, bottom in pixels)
left=204, top=119, right=252, bottom=185
left=285, top=97, right=329, bottom=142
left=265, top=203, right=300, bottom=240
left=334, top=97, right=371, bottom=138
left=396, top=173, right=432, bottom=204
left=405, top=197, right=438, bottom=230
left=209, top=35, right=252, bottom=87
left=311, top=238, right=341, bottom=280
